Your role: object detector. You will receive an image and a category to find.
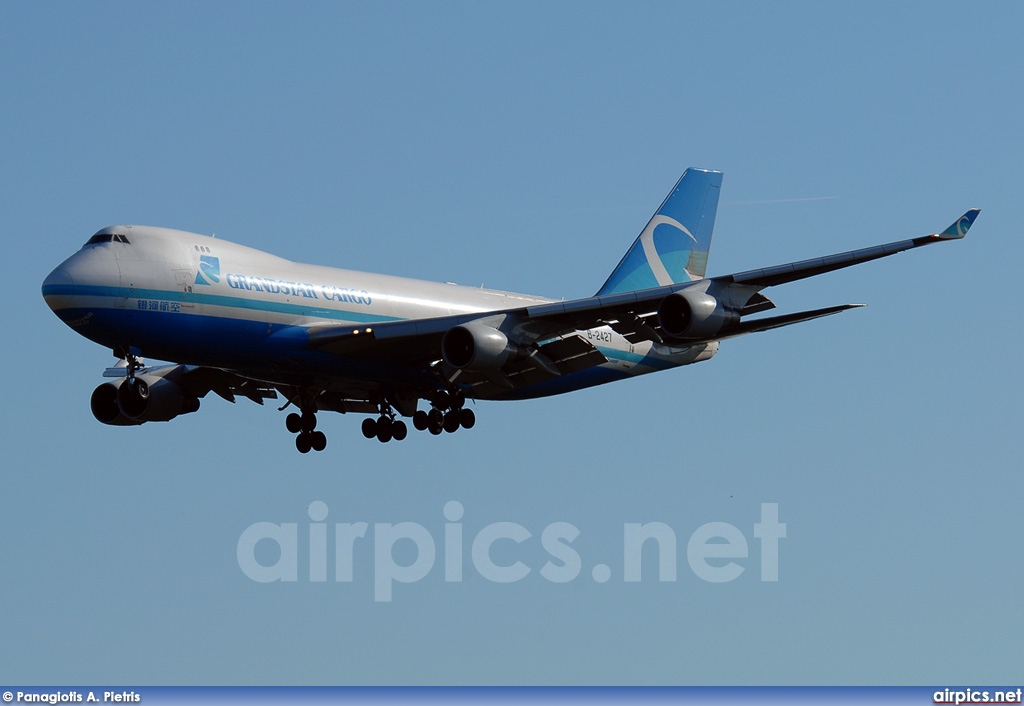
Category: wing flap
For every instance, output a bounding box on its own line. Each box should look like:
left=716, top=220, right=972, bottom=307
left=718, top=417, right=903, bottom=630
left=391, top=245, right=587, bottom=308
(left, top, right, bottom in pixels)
left=180, top=367, right=280, bottom=404
left=538, top=334, right=596, bottom=363
left=538, top=335, right=608, bottom=374
left=444, top=334, right=608, bottom=396
left=609, top=312, right=665, bottom=344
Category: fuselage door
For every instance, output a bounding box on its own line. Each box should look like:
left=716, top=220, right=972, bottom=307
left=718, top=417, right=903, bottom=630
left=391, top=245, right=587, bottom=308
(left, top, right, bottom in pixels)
left=174, top=269, right=196, bottom=308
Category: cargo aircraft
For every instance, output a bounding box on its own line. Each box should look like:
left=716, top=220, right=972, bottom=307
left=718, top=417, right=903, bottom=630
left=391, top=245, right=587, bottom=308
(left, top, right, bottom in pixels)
left=42, top=169, right=978, bottom=452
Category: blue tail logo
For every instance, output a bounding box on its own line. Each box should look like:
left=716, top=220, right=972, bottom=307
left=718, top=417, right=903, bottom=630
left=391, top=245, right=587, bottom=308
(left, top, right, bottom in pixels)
left=195, top=255, right=221, bottom=285
left=597, top=168, right=722, bottom=296
left=934, top=208, right=980, bottom=240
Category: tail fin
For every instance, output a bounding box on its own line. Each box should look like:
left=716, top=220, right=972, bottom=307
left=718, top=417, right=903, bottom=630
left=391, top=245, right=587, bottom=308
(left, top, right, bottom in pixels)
left=596, top=168, right=722, bottom=296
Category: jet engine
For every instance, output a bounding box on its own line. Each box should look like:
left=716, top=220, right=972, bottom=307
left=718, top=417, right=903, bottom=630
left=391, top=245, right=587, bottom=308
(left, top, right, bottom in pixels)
left=442, top=323, right=519, bottom=370
left=657, top=290, right=738, bottom=340
left=91, top=374, right=200, bottom=425
left=90, top=381, right=143, bottom=426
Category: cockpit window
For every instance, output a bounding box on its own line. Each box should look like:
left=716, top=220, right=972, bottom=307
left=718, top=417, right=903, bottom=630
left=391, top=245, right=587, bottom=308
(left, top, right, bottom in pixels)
left=84, top=233, right=130, bottom=246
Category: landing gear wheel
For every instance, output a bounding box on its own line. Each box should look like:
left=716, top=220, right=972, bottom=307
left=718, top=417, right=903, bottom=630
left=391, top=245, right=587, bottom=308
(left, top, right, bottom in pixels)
left=310, top=431, right=327, bottom=452
left=300, top=412, right=317, bottom=432
left=376, top=424, right=393, bottom=443
left=443, top=411, right=460, bottom=433
left=431, top=390, right=451, bottom=410
left=413, top=410, right=428, bottom=431
left=428, top=408, right=443, bottom=427
left=428, top=422, right=443, bottom=435
left=361, top=417, right=377, bottom=439
left=286, top=413, right=302, bottom=434
left=392, top=420, right=408, bottom=441
left=451, top=390, right=465, bottom=410
left=296, top=432, right=313, bottom=454
left=459, top=408, right=476, bottom=429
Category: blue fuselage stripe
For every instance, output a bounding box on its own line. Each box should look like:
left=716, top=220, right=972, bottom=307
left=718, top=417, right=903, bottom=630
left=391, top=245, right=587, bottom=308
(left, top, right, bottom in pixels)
left=41, top=283, right=401, bottom=324
left=43, top=284, right=694, bottom=400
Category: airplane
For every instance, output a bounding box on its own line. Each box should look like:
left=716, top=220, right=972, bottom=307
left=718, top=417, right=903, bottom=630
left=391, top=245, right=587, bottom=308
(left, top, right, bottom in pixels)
left=42, top=168, right=979, bottom=453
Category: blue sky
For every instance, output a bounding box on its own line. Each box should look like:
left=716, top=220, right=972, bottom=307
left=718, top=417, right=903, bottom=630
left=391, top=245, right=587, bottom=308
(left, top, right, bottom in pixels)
left=3, top=1, right=1022, bottom=685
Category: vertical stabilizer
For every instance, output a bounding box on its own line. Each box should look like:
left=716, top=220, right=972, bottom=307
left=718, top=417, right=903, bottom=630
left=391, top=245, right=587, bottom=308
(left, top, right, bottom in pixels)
left=596, top=168, right=722, bottom=296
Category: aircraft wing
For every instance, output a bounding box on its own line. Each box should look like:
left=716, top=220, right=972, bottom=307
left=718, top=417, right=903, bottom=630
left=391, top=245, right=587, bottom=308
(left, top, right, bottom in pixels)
left=306, top=209, right=977, bottom=388
left=521, top=208, right=980, bottom=338
left=308, top=316, right=609, bottom=392
left=716, top=208, right=979, bottom=288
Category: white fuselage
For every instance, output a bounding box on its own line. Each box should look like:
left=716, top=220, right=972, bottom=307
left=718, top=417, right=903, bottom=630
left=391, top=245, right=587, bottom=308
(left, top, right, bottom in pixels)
left=42, top=225, right=716, bottom=399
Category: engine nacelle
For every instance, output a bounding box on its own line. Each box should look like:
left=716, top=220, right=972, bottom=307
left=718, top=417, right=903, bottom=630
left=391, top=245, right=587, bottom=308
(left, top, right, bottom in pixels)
left=106, top=375, right=200, bottom=424
left=442, top=323, right=517, bottom=370
left=657, top=290, right=738, bottom=340
left=91, top=381, right=143, bottom=426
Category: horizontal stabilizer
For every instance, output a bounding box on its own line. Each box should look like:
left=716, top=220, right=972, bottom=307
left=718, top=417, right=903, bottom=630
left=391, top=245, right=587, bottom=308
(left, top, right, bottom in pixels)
left=721, top=304, right=864, bottom=339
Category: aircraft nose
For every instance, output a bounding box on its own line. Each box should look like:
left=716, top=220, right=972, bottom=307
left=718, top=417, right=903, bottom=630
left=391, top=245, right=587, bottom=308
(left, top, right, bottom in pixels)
left=41, top=263, right=77, bottom=314
left=43, top=264, right=75, bottom=289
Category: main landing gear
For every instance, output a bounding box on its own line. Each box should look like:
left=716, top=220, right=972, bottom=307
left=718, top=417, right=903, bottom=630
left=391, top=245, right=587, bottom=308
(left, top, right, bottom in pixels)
left=359, top=390, right=476, bottom=444
left=285, top=408, right=327, bottom=454
left=410, top=389, right=475, bottom=438
left=283, top=388, right=478, bottom=451
left=411, top=407, right=476, bottom=436
left=360, top=403, right=409, bottom=444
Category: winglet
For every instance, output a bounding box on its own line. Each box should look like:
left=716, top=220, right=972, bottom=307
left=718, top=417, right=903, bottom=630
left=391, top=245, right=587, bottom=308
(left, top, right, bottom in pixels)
left=937, top=209, right=980, bottom=240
